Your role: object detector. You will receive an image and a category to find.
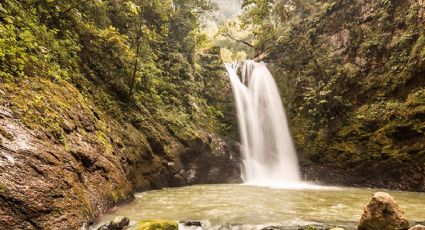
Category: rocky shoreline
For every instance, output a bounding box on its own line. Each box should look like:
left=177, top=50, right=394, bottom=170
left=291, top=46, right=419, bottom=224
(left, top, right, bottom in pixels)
left=301, top=160, right=425, bottom=192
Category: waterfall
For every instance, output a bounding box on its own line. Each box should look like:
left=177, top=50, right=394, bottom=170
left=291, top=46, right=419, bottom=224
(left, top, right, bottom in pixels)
left=226, top=61, right=301, bottom=187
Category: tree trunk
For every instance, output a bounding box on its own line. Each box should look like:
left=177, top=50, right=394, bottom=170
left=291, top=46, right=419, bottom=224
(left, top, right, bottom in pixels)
left=129, top=22, right=142, bottom=97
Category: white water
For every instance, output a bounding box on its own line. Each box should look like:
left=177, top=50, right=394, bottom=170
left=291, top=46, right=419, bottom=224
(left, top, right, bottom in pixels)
left=226, top=61, right=301, bottom=187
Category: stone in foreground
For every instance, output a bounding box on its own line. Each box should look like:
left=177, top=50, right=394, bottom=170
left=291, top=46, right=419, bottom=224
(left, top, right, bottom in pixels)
left=410, top=225, right=425, bottom=230
left=358, top=192, right=409, bottom=230
left=97, top=217, right=130, bottom=230
left=179, top=220, right=204, bottom=229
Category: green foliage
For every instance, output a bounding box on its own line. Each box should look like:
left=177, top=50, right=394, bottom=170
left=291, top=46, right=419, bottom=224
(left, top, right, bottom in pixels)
left=215, top=19, right=255, bottom=57
left=242, top=0, right=425, bottom=164
left=0, top=0, right=230, bottom=148
left=240, top=0, right=276, bottom=50
left=0, top=1, right=83, bottom=81
left=240, top=0, right=322, bottom=51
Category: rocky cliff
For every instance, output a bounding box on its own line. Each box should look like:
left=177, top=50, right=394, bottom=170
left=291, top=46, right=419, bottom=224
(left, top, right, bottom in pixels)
left=264, top=0, right=425, bottom=191
left=0, top=48, right=241, bottom=229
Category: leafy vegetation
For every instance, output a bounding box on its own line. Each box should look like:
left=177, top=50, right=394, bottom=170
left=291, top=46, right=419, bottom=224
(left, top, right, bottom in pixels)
left=2, top=0, right=424, bottom=195
left=234, top=0, right=425, bottom=185
left=0, top=0, right=234, bottom=145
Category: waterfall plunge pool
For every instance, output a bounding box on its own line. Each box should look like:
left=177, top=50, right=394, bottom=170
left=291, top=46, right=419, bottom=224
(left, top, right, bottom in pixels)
left=94, top=62, right=425, bottom=229
left=94, top=184, right=425, bottom=229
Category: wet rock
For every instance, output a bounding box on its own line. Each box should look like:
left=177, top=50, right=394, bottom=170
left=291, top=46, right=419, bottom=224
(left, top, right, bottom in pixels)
left=97, top=217, right=130, bottom=230
left=147, top=137, right=165, bottom=155
left=301, top=159, right=425, bottom=192
left=179, top=220, right=205, bottom=230
left=79, top=113, right=95, bottom=132
left=358, top=192, right=409, bottom=230
left=297, top=225, right=329, bottom=230
left=0, top=103, right=133, bottom=229
left=179, top=220, right=203, bottom=227
left=166, top=161, right=183, bottom=174
left=262, top=227, right=281, bottom=230
left=181, top=135, right=241, bottom=184
left=410, top=225, right=425, bottom=230
left=0, top=62, right=241, bottom=229
left=170, top=174, right=186, bottom=187
left=61, top=119, right=75, bottom=134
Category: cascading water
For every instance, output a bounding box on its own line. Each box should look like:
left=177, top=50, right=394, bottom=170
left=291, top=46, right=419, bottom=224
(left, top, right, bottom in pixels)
left=226, top=61, right=301, bottom=187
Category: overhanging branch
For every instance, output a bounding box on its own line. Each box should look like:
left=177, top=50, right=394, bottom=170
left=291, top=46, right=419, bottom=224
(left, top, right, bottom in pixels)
left=223, top=32, right=254, bottom=48
left=253, top=53, right=269, bottom=62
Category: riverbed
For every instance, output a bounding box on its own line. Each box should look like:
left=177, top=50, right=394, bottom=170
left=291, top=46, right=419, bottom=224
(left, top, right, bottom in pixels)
left=95, top=184, right=425, bottom=229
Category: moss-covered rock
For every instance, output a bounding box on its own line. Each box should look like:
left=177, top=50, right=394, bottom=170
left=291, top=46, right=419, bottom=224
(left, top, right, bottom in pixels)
left=136, top=220, right=178, bottom=230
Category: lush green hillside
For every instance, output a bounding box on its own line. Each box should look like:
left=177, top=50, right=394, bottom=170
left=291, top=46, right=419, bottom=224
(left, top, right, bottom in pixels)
left=241, top=0, right=425, bottom=190
left=0, top=0, right=240, bottom=228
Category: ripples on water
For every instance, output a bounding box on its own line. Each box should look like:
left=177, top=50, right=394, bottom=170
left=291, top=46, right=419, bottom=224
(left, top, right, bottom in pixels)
left=95, top=184, right=425, bottom=229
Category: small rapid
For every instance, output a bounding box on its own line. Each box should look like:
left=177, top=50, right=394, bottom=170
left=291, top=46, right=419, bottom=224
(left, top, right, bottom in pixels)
left=225, top=61, right=301, bottom=187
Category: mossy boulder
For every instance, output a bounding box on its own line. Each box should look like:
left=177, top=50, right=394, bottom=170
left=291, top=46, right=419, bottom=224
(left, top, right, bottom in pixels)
left=136, top=220, right=178, bottom=230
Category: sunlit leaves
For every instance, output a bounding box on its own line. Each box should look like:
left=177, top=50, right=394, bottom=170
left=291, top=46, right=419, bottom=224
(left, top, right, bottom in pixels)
left=125, top=2, right=139, bottom=15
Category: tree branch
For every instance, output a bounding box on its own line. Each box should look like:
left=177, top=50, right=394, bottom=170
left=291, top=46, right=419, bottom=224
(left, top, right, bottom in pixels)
left=223, top=32, right=254, bottom=48
left=253, top=53, right=269, bottom=62
left=60, top=0, right=92, bottom=16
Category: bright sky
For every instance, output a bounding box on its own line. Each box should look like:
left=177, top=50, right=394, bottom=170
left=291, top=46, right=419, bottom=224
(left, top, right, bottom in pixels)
left=204, top=0, right=242, bottom=36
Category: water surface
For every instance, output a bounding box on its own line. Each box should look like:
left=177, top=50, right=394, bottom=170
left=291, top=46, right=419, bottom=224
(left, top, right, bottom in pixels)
left=95, top=184, right=425, bottom=229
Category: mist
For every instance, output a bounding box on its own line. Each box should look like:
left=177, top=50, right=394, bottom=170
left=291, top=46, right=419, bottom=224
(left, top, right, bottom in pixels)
left=213, top=0, right=242, bottom=23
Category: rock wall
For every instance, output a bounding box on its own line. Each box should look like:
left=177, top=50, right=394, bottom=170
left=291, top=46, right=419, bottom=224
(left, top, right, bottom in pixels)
left=0, top=48, right=241, bottom=229
left=265, top=0, right=425, bottom=190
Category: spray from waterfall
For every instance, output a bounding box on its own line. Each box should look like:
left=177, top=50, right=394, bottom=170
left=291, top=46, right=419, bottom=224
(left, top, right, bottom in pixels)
left=226, top=61, right=301, bottom=187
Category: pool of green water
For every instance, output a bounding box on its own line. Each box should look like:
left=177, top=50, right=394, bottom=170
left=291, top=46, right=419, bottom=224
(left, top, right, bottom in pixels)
left=95, top=184, right=425, bottom=229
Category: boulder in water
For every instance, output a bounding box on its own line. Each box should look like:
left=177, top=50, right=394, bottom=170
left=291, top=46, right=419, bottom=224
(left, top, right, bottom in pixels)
left=262, top=226, right=281, bottom=230
left=179, top=220, right=204, bottom=230
left=179, top=220, right=203, bottom=227
left=136, top=220, right=177, bottom=230
left=97, top=217, right=130, bottom=230
left=296, top=225, right=329, bottom=230
left=358, top=192, right=409, bottom=230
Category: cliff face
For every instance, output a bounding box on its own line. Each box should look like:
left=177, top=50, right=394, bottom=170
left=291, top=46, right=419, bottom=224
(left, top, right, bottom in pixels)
left=267, top=0, right=425, bottom=190
left=0, top=1, right=241, bottom=228
left=0, top=49, right=241, bottom=229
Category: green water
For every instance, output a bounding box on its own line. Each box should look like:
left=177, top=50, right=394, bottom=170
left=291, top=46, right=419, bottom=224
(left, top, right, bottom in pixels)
left=95, top=184, right=425, bottom=229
